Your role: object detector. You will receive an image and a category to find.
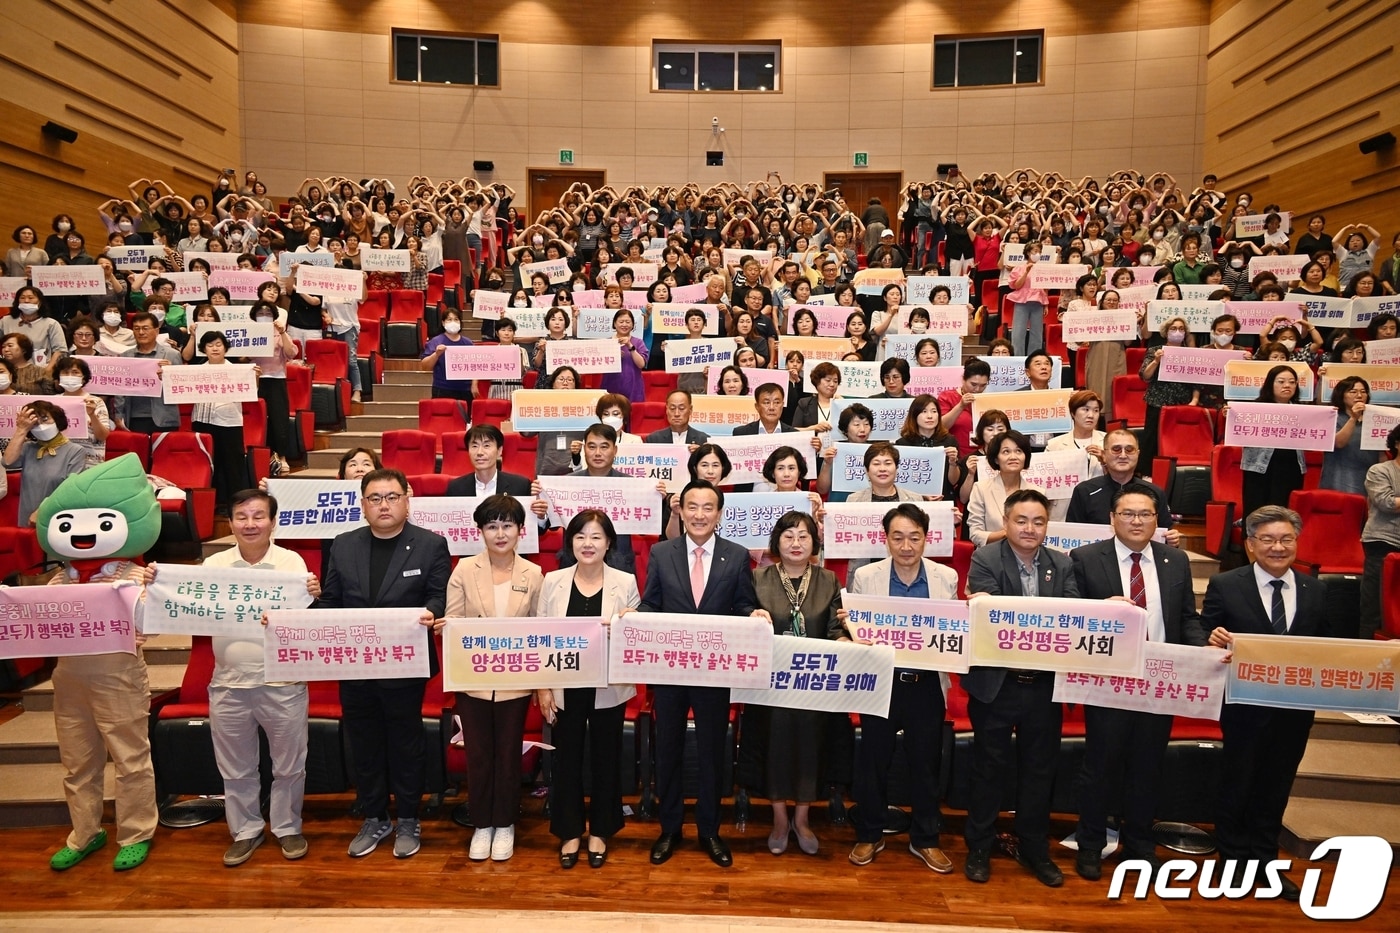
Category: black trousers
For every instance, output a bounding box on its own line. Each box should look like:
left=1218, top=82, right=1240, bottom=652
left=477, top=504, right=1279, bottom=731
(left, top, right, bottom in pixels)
left=192, top=421, right=248, bottom=507
left=257, top=377, right=291, bottom=459
left=549, top=689, right=626, bottom=840
left=653, top=684, right=730, bottom=837
left=1076, top=705, right=1174, bottom=857
left=458, top=693, right=530, bottom=829
left=1216, top=704, right=1315, bottom=863
left=964, top=674, right=1062, bottom=859
left=1360, top=540, right=1398, bottom=641
left=339, top=677, right=427, bottom=820
left=852, top=671, right=945, bottom=847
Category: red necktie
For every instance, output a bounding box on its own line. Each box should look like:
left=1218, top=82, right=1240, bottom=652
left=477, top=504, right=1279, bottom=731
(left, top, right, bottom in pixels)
left=1129, top=552, right=1146, bottom=609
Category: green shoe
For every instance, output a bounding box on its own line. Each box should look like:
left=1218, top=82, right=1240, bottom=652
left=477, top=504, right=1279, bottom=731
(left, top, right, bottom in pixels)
left=113, top=840, right=150, bottom=871
left=50, top=830, right=108, bottom=870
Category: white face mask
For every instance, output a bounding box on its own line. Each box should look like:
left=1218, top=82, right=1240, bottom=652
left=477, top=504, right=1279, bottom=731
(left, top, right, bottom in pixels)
left=443, top=321, right=461, bottom=335
left=117, top=221, right=133, bottom=233
left=911, top=322, right=928, bottom=334
left=1151, top=231, right=1165, bottom=241
left=513, top=300, right=528, bottom=308
left=0, top=374, right=9, bottom=391
left=18, top=302, right=38, bottom=316
left=56, top=222, right=71, bottom=233
left=31, top=422, right=58, bottom=441
left=1167, top=330, right=1187, bottom=345
left=151, top=309, right=166, bottom=323
left=103, top=311, right=122, bottom=327
left=1279, top=338, right=1297, bottom=351
left=1230, top=258, right=1244, bottom=269
left=59, top=375, right=84, bottom=391
left=602, top=415, right=624, bottom=431
left=532, top=236, right=544, bottom=246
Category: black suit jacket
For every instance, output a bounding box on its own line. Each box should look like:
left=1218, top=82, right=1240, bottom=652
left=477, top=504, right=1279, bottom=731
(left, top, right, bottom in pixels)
left=320, top=523, right=451, bottom=617
left=791, top=396, right=829, bottom=429
left=444, top=470, right=532, bottom=498
left=1069, top=539, right=1206, bottom=647
left=732, top=420, right=796, bottom=436
left=638, top=535, right=757, bottom=616
left=644, top=426, right=709, bottom=445
left=1200, top=564, right=1329, bottom=640
left=963, top=540, right=1079, bottom=704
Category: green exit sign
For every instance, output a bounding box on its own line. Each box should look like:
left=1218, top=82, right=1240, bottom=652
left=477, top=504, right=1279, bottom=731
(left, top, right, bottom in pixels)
left=559, top=149, right=574, bottom=165
left=853, top=152, right=868, bottom=167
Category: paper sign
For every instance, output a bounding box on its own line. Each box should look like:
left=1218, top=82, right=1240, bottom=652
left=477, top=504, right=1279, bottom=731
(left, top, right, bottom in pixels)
left=509, top=388, right=605, bottom=431
left=708, top=433, right=818, bottom=486
left=977, top=356, right=1065, bottom=391
left=969, top=595, right=1147, bottom=676
left=83, top=356, right=162, bottom=397
left=1178, top=284, right=1221, bottom=302
left=598, top=263, right=658, bottom=288
left=442, top=619, right=609, bottom=691
left=808, top=360, right=881, bottom=397
left=1360, top=404, right=1400, bottom=450
left=1054, top=642, right=1229, bottom=720
left=208, top=269, right=275, bottom=302
left=443, top=345, right=523, bottom=381
left=829, top=398, right=909, bottom=440
left=294, top=264, right=364, bottom=301
left=0, top=277, right=25, bottom=307
left=143, top=564, right=313, bottom=637
left=410, top=496, right=539, bottom=555
left=974, top=446, right=1086, bottom=499
left=1248, top=254, right=1308, bottom=280
left=822, top=501, right=956, bottom=558
left=842, top=592, right=970, bottom=673
left=1223, top=300, right=1304, bottom=332
left=1029, top=263, right=1091, bottom=290
left=1222, top=360, right=1316, bottom=402
left=1235, top=212, right=1290, bottom=238
left=472, top=289, right=509, bottom=321
left=906, top=366, right=965, bottom=396
left=162, top=271, right=208, bottom=302
left=1061, top=310, right=1140, bottom=343
left=1224, top=401, right=1337, bottom=451
left=106, top=245, right=166, bottom=271
left=614, top=443, right=689, bottom=493
left=1319, top=363, right=1400, bottom=406
left=537, top=475, right=663, bottom=534
left=191, top=321, right=276, bottom=357
left=731, top=635, right=895, bottom=718
left=718, top=492, right=811, bottom=550
left=574, top=307, right=644, bottom=341
left=1113, top=284, right=1159, bottom=315
left=1043, top=522, right=1166, bottom=552
left=30, top=265, right=103, bottom=295
left=545, top=339, right=622, bottom=374
left=830, top=442, right=947, bottom=495
left=884, top=335, right=961, bottom=367
left=664, top=338, right=734, bottom=373
left=1350, top=296, right=1400, bottom=330
left=650, top=303, right=720, bottom=336
left=263, top=478, right=364, bottom=539
left=608, top=612, right=773, bottom=689
left=360, top=248, right=411, bottom=273
left=1290, top=293, right=1354, bottom=328
left=704, top=366, right=786, bottom=400
left=686, top=395, right=758, bottom=436
left=520, top=257, right=572, bottom=285
left=185, top=250, right=242, bottom=271
left=1157, top=346, right=1250, bottom=386
left=161, top=363, right=258, bottom=403
left=974, top=389, right=1073, bottom=436
left=1225, top=634, right=1400, bottom=714
left=723, top=248, right=775, bottom=269
left=278, top=251, right=335, bottom=277
left=0, top=583, right=138, bottom=659
left=790, top=305, right=858, bottom=337
left=0, top=395, right=89, bottom=439
left=906, top=276, right=970, bottom=305
left=263, top=608, right=430, bottom=681
left=1366, top=338, right=1400, bottom=366
left=504, top=308, right=549, bottom=339
left=778, top=336, right=850, bottom=363
left=1146, top=300, right=1225, bottom=332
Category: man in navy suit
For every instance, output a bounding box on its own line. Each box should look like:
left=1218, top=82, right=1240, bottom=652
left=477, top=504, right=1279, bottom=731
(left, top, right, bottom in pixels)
left=732, top=383, right=796, bottom=436
left=1069, top=482, right=1207, bottom=881
left=319, top=468, right=450, bottom=860
left=964, top=487, right=1079, bottom=888
left=644, top=390, right=710, bottom=449
left=635, top=480, right=762, bottom=868
left=444, top=424, right=532, bottom=497
left=1204, top=504, right=1331, bottom=901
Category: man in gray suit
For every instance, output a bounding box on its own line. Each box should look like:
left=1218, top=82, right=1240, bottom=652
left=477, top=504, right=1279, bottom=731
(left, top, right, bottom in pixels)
left=319, top=468, right=450, bottom=860
left=964, top=487, right=1078, bottom=888
left=644, top=390, right=710, bottom=449
left=1069, top=482, right=1207, bottom=881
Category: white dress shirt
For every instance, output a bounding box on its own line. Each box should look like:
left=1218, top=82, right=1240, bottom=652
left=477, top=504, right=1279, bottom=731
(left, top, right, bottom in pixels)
left=1115, top=538, right=1165, bottom=642
left=475, top=470, right=498, bottom=498
left=1252, top=562, right=1297, bottom=631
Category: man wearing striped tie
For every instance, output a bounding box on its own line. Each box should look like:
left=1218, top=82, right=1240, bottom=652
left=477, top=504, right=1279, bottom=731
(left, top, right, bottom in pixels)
left=1069, top=482, right=1206, bottom=882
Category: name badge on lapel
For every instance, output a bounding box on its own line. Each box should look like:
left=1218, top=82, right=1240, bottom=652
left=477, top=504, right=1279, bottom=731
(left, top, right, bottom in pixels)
left=403, top=568, right=421, bottom=578
left=512, top=583, right=529, bottom=593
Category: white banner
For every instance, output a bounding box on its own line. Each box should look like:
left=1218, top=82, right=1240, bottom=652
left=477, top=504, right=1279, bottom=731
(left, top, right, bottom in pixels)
left=807, top=359, right=881, bottom=397
left=161, top=363, right=258, bottom=403
left=975, top=446, right=1085, bottom=500
left=1352, top=295, right=1400, bottom=330
left=718, top=492, right=812, bottom=550
left=1366, top=338, right=1400, bottom=366
left=822, top=501, right=956, bottom=558
left=977, top=355, right=1065, bottom=391
left=278, top=251, right=335, bottom=277
left=1247, top=254, right=1308, bottom=280
left=1291, top=293, right=1355, bottom=328
left=829, top=398, right=909, bottom=440
left=263, top=608, right=430, bottom=680
left=1146, top=300, right=1225, bottom=332
left=664, top=338, right=734, bottom=373
left=536, top=475, right=663, bottom=534
left=598, top=262, right=658, bottom=288
left=163, top=271, right=208, bottom=302
left=443, top=345, right=523, bottom=381
left=107, top=245, right=167, bottom=271
left=905, top=365, right=966, bottom=396
left=829, top=442, right=947, bottom=495
left=1043, top=522, right=1167, bottom=552
left=574, top=307, right=643, bottom=341
left=520, top=257, right=572, bottom=285
left=1234, top=212, right=1290, bottom=238
left=30, top=265, right=103, bottom=295
left=0, top=276, right=25, bottom=307
left=143, top=564, right=313, bottom=637
left=191, top=321, right=276, bottom=357
left=1360, top=404, right=1400, bottom=451
left=1029, top=263, right=1091, bottom=290
left=185, top=250, right=242, bottom=272
left=266, top=478, right=363, bottom=539
left=410, top=495, right=539, bottom=555
left=1054, top=641, right=1228, bottom=720
left=906, top=276, right=970, bottom=305
left=969, top=595, right=1147, bottom=677
left=609, top=612, right=773, bottom=688
left=708, top=433, right=818, bottom=487
left=472, top=289, right=509, bottom=321
left=842, top=592, right=970, bottom=673
left=441, top=619, right=609, bottom=691
left=705, top=366, right=787, bottom=399
left=294, top=264, right=364, bottom=301
left=731, top=635, right=894, bottom=718
left=360, top=247, right=411, bottom=273
left=882, top=334, right=961, bottom=367
left=613, top=443, right=690, bottom=493
left=650, top=303, right=721, bottom=336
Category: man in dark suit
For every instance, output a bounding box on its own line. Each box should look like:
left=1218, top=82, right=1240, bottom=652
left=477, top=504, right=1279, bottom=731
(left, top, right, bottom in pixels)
left=1065, top=429, right=1179, bottom=546
left=964, top=488, right=1079, bottom=887
left=636, top=479, right=762, bottom=868
left=1204, top=504, right=1330, bottom=901
left=444, top=424, right=532, bottom=497
left=1069, top=482, right=1208, bottom=881
left=644, top=389, right=710, bottom=448
left=533, top=423, right=641, bottom=574
left=732, top=383, right=796, bottom=436
left=319, top=468, right=451, bottom=860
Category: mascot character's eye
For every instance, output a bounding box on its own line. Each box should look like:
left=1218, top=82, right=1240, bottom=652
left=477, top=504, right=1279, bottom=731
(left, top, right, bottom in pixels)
left=59, top=521, right=72, bottom=533
left=100, top=520, right=113, bottom=531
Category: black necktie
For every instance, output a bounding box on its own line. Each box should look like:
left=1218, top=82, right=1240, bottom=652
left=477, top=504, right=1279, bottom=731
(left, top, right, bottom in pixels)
left=1269, top=579, right=1287, bottom=635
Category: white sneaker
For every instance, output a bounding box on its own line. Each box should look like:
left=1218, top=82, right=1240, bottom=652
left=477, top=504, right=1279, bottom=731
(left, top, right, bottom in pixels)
left=491, top=824, right=515, bottom=861
left=469, top=827, right=494, bottom=861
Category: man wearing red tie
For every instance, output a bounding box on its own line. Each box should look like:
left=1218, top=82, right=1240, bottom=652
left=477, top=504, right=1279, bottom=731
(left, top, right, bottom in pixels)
left=1069, top=483, right=1207, bottom=881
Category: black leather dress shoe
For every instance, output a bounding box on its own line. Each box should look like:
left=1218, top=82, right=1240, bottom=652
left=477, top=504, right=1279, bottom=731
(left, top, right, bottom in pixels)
left=1277, top=873, right=1301, bottom=902
left=650, top=831, right=683, bottom=865
left=700, top=835, right=733, bottom=867
left=559, top=846, right=579, bottom=869
left=1076, top=848, right=1102, bottom=881
left=964, top=848, right=991, bottom=883
left=1016, top=851, right=1065, bottom=887
left=588, top=845, right=607, bottom=869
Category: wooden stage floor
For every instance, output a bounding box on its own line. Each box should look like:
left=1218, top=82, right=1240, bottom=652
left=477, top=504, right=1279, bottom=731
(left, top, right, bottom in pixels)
left=0, top=795, right=1394, bottom=931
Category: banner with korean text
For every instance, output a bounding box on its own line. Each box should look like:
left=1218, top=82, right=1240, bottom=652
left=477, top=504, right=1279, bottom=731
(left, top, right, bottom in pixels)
left=906, top=366, right=965, bottom=396
left=897, top=306, right=969, bottom=336
left=1054, top=641, right=1229, bottom=719
left=0, top=277, right=24, bottom=307
left=791, top=305, right=861, bottom=337
left=1061, top=310, right=1141, bottom=344
left=1224, top=300, right=1305, bottom=333
left=830, top=442, right=947, bottom=495
left=689, top=396, right=759, bottom=436
left=1351, top=295, right=1400, bottom=330
left=598, top=263, right=658, bottom=288
left=1248, top=254, right=1307, bottom=280
left=883, top=335, right=961, bottom=367
left=360, top=248, right=412, bottom=273
left=0, top=395, right=90, bottom=438
left=650, top=303, right=721, bottom=336
left=546, top=338, right=622, bottom=374
left=536, top=475, right=663, bottom=534
left=1145, top=300, right=1225, bottom=332
left=186, top=250, right=242, bottom=272
left=704, top=366, right=786, bottom=399
left=1360, top=404, right=1400, bottom=450
left=294, top=264, right=364, bottom=301
left=969, top=595, right=1147, bottom=676
left=208, top=270, right=275, bottom=302
left=609, top=613, right=773, bottom=688
left=30, top=265, right=104, bottom=295
left=143, top=564, right=313, bottom=637
left=778, top=336, right=849, bottom=363
left=1029, top=263, right=1091, bottom=290
left=161, top=363, right=259, bottom=404
left=1157, top=346, right=1250, bottom=386
left=1043, top=522, right=1166, bottom=552
left=1367, top=338, right=1400, bottom=366
left=905, top=276, right=970, bottom=305
left=265, top=479, right=363, bottom=538
left=842, top=592, right=971, bottom=673
left=520, top=257, right=572, bottom=285
left=974, top=447, right=1086, bottom=499
left=263, top=608, right=430, bottom=681
left=974, top=389, right=1073, bottom=436
left=410, top=496, right=539, bottom=555
left=277, top=251, right=334, bottom=277
left=1290, top=293, right=1354, bottom=328
left=509, top=389, right=605, bottom=431
left=472, top=289, right=509, bottom=321
left=83, top=356, right=163, bottom=397
left=443, top=345, right=524, bottom=382
left=442, top=619, right=608, bottom=691
left=709, top=433, right=818, bottom=486
left=575, top=307, right=644, bottom=341
left=191, top=321, right=276, bottom=357
left=164, top=271, right=208, bottom=303
left=731, top=635, right=895, bottom=718
left=808, top=360, right=881, bottom=396
left=977, top=356, right=1064, bottom=391
left=613, top=443, right=689, bottom=493
left=822, top=501, right=956, bottom=558
left=1235, top=212, right=1290, bottom=238
left=0, top=583, right=138, bottom=659
left=664, top=338, right=733, bottom=373
left=1224, top=401, right=1337, bottom=451
left=1319, top=363, right=1400, bottom=406
left=1222, top=360, right=1315, bottom=402
left=829, top=398, right=910, bottom=440
left=107, top=245, right=166, bottom=271
left=1225, top=634, right=1400, bottom=714
left=718, top=492, right=811, bottom=550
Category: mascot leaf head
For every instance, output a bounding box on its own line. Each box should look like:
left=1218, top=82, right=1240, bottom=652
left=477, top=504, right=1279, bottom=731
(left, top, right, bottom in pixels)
left=35, top=454, right=161, bottom=561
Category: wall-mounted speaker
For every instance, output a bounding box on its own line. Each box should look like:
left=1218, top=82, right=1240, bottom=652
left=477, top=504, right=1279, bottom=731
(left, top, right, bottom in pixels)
left=706, top=151, right=724, bottom=166
left=1358, top=132, right=1396, bottom=155
left=936, top=163, right=959, bottom=176
left=41, top=121, right=78, bottom=144
left=473, top=160, right=494, bottom=172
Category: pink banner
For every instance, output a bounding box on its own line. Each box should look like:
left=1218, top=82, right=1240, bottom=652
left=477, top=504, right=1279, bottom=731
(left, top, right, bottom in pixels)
left=608, top=612, right=773, bottom=689
left=906, top=366, right=964, bottom=396
left=1156, top=346, right=1250, bottom=386
left=1223, top=300, right=1300, bottom=332
left=30, top=265, right=104, bottom=296
left=84, top=356, right=163, bottom=397
left=0, top=394, right=90, bottom=438
left=788, top=305, right=854, bottom=337
left=0, top=583, right=139, bottom=659
left=1224, top=401, right=1337, bottom=451
left=294, top=264, right=364, bottom=300
left=263, top=608, right=430, bottom=680
left=161, top=364, right=259, bottom=404
left=209, top=269, right=275, bottom=302
left=1060, top=309, right=1140, bottom=343
left=544, top=338, right=622, bottom=374
left=669, top=283, right=708, bottom=302
left=705, top=366, right=787, bottom=397
left=443, top=345, right=524, bottom=381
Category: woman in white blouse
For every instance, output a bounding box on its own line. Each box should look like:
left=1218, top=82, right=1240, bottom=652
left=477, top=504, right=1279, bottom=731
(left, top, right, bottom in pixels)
left=967, top=430, right=1042, bottom=546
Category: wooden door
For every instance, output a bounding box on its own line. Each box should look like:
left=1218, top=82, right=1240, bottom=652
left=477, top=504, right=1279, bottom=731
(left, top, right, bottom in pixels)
left=822, top=170, right=904, bottom=241
left=528, top=168, right=606, bottom=225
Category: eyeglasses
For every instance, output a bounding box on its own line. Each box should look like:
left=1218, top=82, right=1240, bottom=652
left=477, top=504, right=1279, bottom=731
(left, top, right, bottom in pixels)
left=364, top=493, right=404, bottom=506
left=1250, top=535, right=1297, bottom=547
left=1114, top=510, right=1157, bottom=523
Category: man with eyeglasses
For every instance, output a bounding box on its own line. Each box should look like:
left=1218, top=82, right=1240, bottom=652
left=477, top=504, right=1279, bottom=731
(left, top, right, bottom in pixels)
left=318, top=468, right=450, bottom=860
left=1068, top=483, right=1206, bottom=882
left=1202, top=505, right=1330, bottom=901
left=1064, top=428, right=1179, bottom=546
left=964, top=488, right=1080, bottom=887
